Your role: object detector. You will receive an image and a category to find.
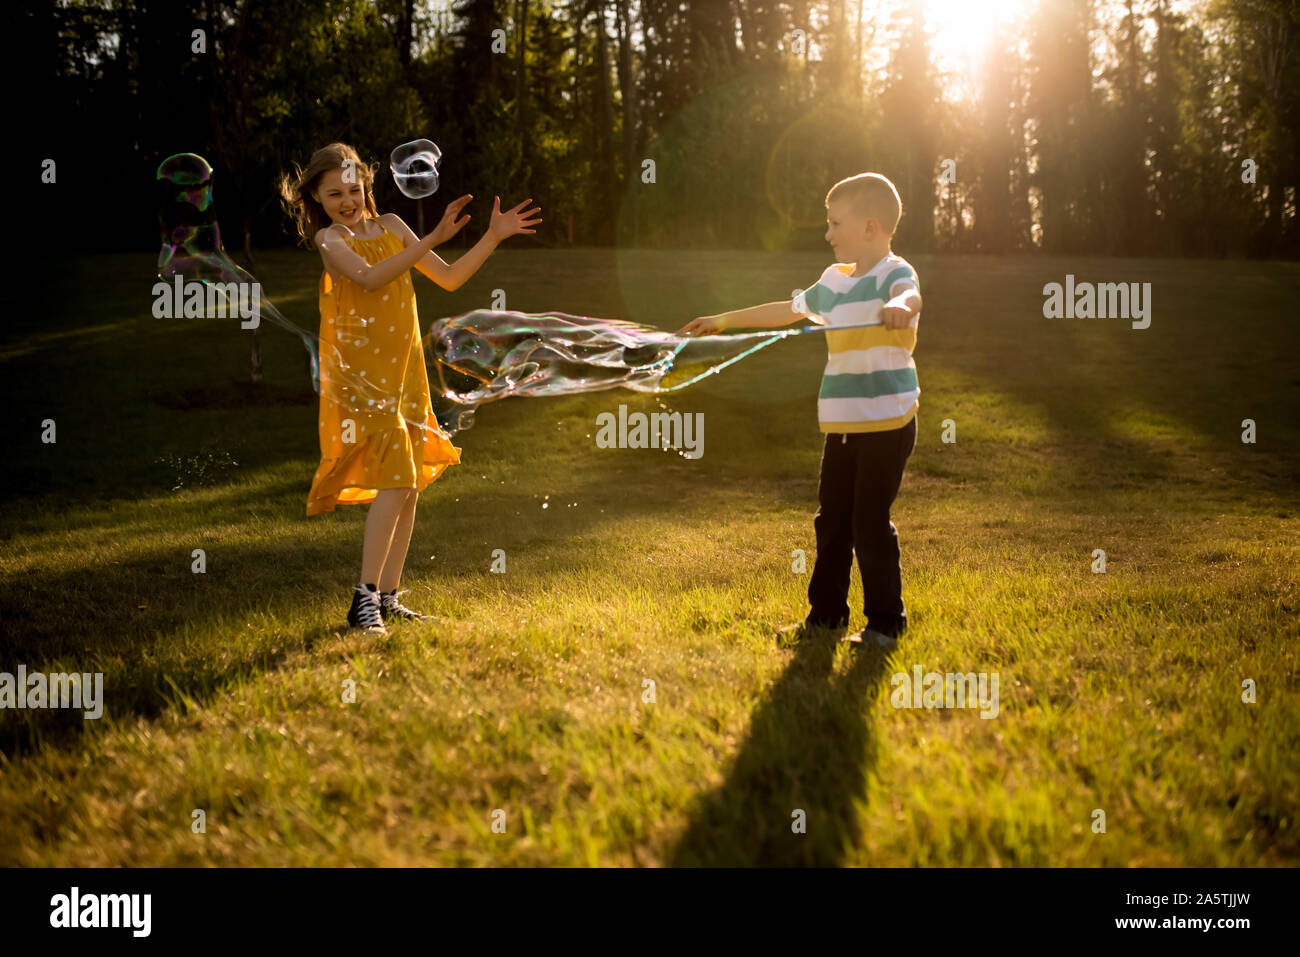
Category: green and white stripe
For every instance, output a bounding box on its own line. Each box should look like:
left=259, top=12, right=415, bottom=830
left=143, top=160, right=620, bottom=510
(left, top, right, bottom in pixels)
left=792, top=254, right=921, bottom=433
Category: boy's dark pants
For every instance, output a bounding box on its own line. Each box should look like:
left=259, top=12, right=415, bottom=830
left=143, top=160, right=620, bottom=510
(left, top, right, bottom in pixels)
left=807, top=416, right=917, bottom=637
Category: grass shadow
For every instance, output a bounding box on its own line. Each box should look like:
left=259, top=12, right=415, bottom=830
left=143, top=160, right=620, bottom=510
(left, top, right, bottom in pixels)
left=669, top=635, right=892, bottom=866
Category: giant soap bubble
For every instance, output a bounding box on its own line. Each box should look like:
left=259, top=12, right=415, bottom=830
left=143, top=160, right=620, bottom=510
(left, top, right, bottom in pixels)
left=390, top=139, right=442, bottom=200
left=158, top=153, right=323, bottom=387
left=424, top=310, right=817, bottom=433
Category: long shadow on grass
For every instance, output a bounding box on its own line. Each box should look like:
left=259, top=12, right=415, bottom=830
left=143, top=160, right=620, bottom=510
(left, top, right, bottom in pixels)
left=669, top=638, right=892, bottom=866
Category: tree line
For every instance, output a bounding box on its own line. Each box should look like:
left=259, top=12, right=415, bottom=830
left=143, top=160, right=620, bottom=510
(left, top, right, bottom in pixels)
left=20, top=0, right=1299, bottom=258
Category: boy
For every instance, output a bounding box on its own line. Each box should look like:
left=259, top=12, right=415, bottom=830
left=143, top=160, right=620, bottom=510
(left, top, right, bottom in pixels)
left=679, top=172, right=921, bottom=649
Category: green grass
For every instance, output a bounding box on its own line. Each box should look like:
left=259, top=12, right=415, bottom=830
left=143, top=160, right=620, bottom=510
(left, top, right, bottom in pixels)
left=1, top=248, right=1297, bottom=866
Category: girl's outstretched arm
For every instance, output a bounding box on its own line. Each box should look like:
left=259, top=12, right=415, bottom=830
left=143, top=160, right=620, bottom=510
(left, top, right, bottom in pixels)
left=383, top=195, right=541, bottom=292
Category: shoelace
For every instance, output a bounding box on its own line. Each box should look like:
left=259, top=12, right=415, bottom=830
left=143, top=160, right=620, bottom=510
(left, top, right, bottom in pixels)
left=353, top=586, right=383, bottom=628
left=381, top=589, right=420, bottom=616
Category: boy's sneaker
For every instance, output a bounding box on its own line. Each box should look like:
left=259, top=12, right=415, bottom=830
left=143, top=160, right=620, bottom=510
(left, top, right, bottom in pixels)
left=347, top=584, right=387, bottom=635
left=843, top=627, right=899, bottom=651
left=777, top=615, right=849, bottom=646
left=379, top=589, right=430, bottom=623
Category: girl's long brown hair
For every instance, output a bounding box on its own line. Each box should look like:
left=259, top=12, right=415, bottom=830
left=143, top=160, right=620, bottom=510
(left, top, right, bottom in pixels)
left=277, top=142, right=380, bottom=247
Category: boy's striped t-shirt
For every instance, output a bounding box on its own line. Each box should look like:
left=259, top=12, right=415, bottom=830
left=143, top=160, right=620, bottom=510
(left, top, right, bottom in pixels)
left=791, top=253, right=921, bottom=433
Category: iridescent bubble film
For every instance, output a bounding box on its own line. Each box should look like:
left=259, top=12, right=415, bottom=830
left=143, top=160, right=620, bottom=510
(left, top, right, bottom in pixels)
left=424, top=310, right=805, bottom=434
left=390, top=139, right=442, bottom=200
left=157, top=153, right=325, bottom=389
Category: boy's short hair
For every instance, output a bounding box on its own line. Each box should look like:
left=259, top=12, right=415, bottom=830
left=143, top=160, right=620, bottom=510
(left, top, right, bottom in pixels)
left=826, top=173, right=903, bottom=236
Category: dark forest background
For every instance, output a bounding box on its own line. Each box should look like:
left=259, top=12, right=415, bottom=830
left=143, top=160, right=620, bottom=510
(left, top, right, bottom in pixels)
left=15, top=0, right=1300, bottom=258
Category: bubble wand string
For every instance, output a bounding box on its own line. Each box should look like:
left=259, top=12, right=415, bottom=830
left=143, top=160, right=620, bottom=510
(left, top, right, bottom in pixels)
left=648, top=321, right=908, bottom=392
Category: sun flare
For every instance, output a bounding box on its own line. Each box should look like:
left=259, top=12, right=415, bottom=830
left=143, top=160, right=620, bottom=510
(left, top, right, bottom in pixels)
left=922, top=0, right=1033, bottom=66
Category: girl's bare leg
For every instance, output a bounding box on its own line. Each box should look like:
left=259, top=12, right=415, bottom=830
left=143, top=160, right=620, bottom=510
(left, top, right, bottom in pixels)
left=377, top=489, right=419, bottom=592
left=360, top=488, right=412, bottom=586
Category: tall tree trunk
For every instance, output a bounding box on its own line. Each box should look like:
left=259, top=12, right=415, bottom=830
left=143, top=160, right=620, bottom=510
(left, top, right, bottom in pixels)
left=615, top=0, right=638, bottom=244
left=856, top=0, right=866, bottom=103
left=975, top=40, right=1012, bottom=253
left=515, top=0, right=529, bottom=178
left=242, top=214, right=263, bottom=384
left=572, top=0, right=586, bottom=242
left=401, top=0, right=414, bottom=66
left=592, top=0, right=618, bottom=244
left=733, top=0, right=756, bottom=59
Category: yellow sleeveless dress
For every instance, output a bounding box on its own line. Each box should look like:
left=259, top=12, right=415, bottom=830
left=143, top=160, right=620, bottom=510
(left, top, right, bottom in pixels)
left=306, top=221, right=461, bottom=516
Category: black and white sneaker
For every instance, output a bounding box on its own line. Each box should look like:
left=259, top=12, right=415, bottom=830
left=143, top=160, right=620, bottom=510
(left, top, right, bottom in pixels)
left=380, top=589, right=430, bottom=623
left=347, top=584, right=387, bottom=635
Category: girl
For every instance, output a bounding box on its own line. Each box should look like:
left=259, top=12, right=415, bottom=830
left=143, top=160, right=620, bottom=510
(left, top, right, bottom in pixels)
left=278, top=142, right=541, bottom=635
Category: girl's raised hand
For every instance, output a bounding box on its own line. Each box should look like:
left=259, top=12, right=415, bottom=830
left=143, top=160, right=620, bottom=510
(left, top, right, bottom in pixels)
left=488, top=196, right=542, bottom=241
left=428, top=194, right=473, bottom=246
